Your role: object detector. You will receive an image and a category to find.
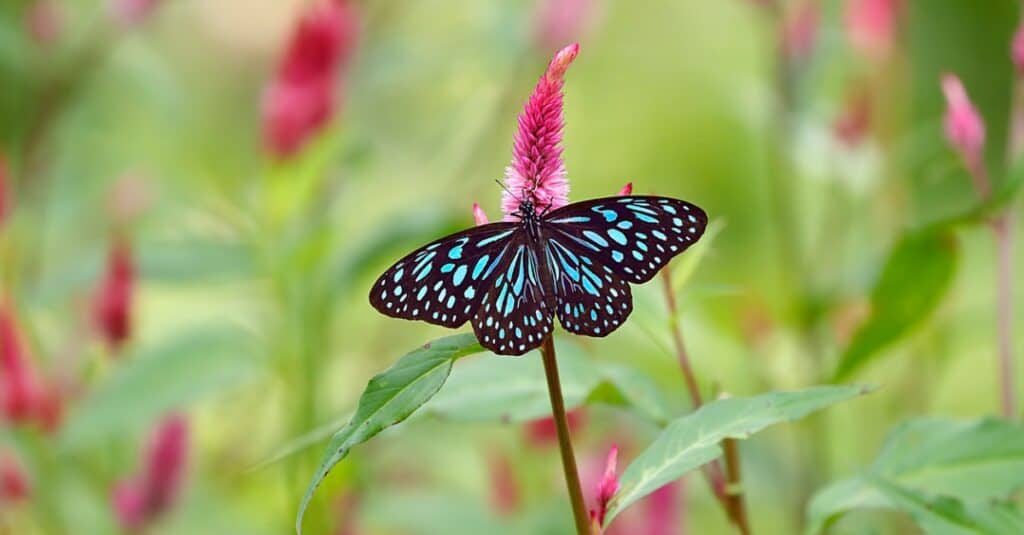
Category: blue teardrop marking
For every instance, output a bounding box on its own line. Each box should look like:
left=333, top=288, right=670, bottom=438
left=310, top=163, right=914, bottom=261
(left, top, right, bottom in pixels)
left=448, top=245, right=463, bottom=259
left=637, top=241, right=648, bottom=252
left=417, top=287, right=428, bottom=300
left=472, top=255, right=490, bottom=279
left=626, top=204, right=658, bottom=215
left=415, top=264, right=432, bottom=281
left=607, top=229, right=627, bottom=245
left=590, top=310, right=598, bottom=321
left=652, top=230, right=668, bottom=241
left=582, top=230, right=609, bottom=247
left=392, top=269, right=404, bottom=282
left=662, top=205, right=677, bottom=214
left=582, top=277, right=598, bottom=296
left=441, top=263, right=455, bottom=273
left=632, top=250, right=644, bottom=261
left=612, top=251, right=624, bottom=263
left=616, top=221, right=633, bottom=230
left=503, top=293, right=515, bottom=315
left=477, top=230, right=514, bottom=247
left=463, top=287, right=475, bottom=299
left=446, top=295, right=455, bottom=309
left=453, top=265, right=467, bottom=286
left=635, top=213, right=658, bottom=224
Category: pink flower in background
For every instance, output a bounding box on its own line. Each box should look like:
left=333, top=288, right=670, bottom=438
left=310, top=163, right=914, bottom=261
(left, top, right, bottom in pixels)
left=781, top=2, right=820, bottom=63
left=524, top=408, right=586, bottom=447
left=113, top=414, right=189, bottom=531
left=844, top=0, right=901, bottom=61
left=617, top=182, right=632, bottom=196
left=93, top=239, right=135, bottom=352
left=472, top=202, right=490, bottom=225
left=263, top=0, right=359, bottom=159
left=487, top=452, right=520, bottom=515
left=1013, top=23, right=1024, bottom=77
left=834, top=90, right=872, bottom=147
left=503, top=43, right=578, bottom=220
left=26, top=0, right=62, bottom=45
left=0, top=449, right=30, bottom=502
left=533, top=0, right=595, bottom=54
left=644, top=482, right=681, bottom=535
left=110, top=0, right=162, bottom=26
left=941, top=74, right=988, bottom=195
left=0, top=304, right=40, bottom=425
left=589, top=445, right=619, bottom=528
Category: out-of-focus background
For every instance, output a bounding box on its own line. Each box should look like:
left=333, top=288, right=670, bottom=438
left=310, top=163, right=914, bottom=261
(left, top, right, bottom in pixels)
left=1, top=0, right=1022, bottom=533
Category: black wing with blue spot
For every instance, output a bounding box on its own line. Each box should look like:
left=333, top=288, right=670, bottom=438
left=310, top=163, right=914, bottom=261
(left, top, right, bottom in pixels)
left=543, top=233, right=633, bottom=337
left=543, top=196, right=707, bottom=284
left=370, top=222, right=521, bottom=329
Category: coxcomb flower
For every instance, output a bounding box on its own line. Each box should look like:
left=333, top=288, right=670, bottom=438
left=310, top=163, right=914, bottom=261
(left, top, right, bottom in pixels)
left=0, top=449, right=30, bottom=502
left=502, top=43, right=578, bottom=220
left=941, top=74, right=989, bottom=197
left=1013, top=22, right=1024, bottom=77
left=844, top=0, right=901, bottom=61
left=113, top=414, right=189, bottom=532
left=263, top=0, right=359, bottom=159
left=93, top=238, right=135, bottom=352
left=589, top=445, right=619, bottom=529
left=532, top=0, right=594, bottom=54
left=109, top=0, right=162, bottom=26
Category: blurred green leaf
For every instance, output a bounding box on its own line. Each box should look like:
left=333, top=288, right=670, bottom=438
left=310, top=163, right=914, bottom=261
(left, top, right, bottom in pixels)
left=138, top=239, right=255, bottom=283
left=833, top=228, right=958, bottom=381
left=806, top=418, right=1024, bottom=534
left=296, top=333, right=484, bottom=534
left=588, top=362, right=674, bottom=426
left=60, top=326, right=258, bottom=451
left=606, top=385, right=871, bottom=525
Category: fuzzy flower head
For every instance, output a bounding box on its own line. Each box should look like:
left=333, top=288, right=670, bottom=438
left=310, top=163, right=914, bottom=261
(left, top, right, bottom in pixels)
left=589, top=445, right=619, bottom=527
left=502, top=43, right=578, bottom=220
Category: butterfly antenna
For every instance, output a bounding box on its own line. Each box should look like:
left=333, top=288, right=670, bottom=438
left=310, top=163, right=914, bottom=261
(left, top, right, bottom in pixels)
left=495, top=179, right=518, bottom=200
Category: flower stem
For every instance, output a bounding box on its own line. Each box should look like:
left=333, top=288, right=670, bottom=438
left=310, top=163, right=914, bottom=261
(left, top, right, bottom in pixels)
left=994, top=214, right=1016, bottom=418
left=660, top=269, right=751, bottom=534
left=539, top=335, right=591, bottom=535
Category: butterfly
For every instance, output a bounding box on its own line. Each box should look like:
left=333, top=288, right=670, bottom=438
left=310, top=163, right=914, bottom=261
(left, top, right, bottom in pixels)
left=370, top=195, right=707, bottom=356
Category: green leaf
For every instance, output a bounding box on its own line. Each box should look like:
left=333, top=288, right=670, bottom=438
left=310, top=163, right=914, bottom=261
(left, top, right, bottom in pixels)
left=60, top=326, right=257, bottom=451
left=588, top=362, right=674, bottom=426
left=606, top=385, right=870, bottom=524
left=806, top=418, right=1024, bottom=533
left=833, top=228, right=958, bottom=381
left=296, top=333, right=484, bottom=534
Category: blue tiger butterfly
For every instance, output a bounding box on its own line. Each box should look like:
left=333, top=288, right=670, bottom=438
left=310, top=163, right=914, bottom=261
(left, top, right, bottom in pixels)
left=370, top=195, right=707, bottom=355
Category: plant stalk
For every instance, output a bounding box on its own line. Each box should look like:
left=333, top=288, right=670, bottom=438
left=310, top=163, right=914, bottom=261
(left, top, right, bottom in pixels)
left=994, top=214, right=1016, bottom=418
left=660, top=269, right=751, bottom=534
left=539, top=335, right=592, bottom=535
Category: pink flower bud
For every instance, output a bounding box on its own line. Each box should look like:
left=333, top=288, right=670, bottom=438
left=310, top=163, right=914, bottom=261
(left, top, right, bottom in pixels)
left=263, top=0, right=359, bottom=159
left=941, top=74, right=987, bottom=192
left=0, top=305, right=39, bottom=425
left=589, top=445, right=619, bottom=527
left=532, top=0, right=595, bottom=55
left=1013, top=23, right=1024, bottom=77
left=844, top=0, right=902, bottom=61
left=782, top=2, right=819, bottom=62
left=113, top=414, right=188, bottom=531
left=109, top=0, right=161, bottom=27
left=616, top=182, right=632, bottom=196
left=502, top=43, right=578, bottom=220
left=472, top=202, right=489, bottom=225
left=0, top=449, right=30, bottom=502
left=93, top=239, right=135, bottom=352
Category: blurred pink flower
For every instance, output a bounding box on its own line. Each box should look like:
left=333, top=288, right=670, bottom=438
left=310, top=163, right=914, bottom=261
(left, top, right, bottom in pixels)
left=781, top=2, right=819, bottom=63
left=0, top=449, right=30, bottom=502
left=1013, top=23, right=1024, bottom=77
left=941, top=74, right=988, bottom=195
left=617, top=182, right=632, bottom=196
left=502, top=43, right=579, bottom=220
left=0, top=304, right=39, bottom=425
left=524, top=408, right=586, bottom=447
left=472, top=202, right=490, bottom=225
left=533, top=0, right=595, bottom=54
left=645, top=481, right=681, bottom=535
left=263, top=0, right=359, bottom=159
left=589, top=445, right=619, bottom=528
left=26, top=1, right=62, bottom=45
left=834, top=90, right=872, bottom=147
left=844, top=0, right=901, bottom=61
left=113, top=414, right=189, bottom=532
left=488, top=452, right=520, bottom=515
left=93, top=239, right=135, bottom=352
left=0, top=156, right=9, bottom=227
left=109, top=0, right=162, bottom=26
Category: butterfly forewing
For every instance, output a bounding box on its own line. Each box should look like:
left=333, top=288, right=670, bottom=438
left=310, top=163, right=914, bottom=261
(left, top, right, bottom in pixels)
left=544, top=234, right=633, bottom=336
left=544, top=196, right=707, bottom=284
left=470, top=237, right=554, bottom=355
left=370, top=222, right=519, bottom=328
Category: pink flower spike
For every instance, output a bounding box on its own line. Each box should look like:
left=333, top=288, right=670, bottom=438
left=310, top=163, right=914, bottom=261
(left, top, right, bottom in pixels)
left=590, top=445, right=619, bottom=527
left=142, top=413, right=188, bottom=515
left=0, top=449, right=30, bottom=502
left=112, top=480, right=146, bottom=531
left=941, top=74, right=988, bottom=195
left=472, top=202, right=489, bottom=225
left=1013, top=23, right=1024, bottom=77
left=844, top=0, right=902, bottom=61
left=0, top=304, right=40, bottom=425
left=616, top=182, right=632, bottom=196
left=502, top=43, right=579, bottom=220
left=93, top=238, right=135, bottom=352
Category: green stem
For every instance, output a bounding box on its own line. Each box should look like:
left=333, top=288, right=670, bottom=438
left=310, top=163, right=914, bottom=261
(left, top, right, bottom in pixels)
left=539, top=335, right=591, bottom=535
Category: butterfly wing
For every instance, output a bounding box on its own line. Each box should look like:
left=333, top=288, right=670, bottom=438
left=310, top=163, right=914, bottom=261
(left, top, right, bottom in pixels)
left=369, top=222, right=520, bottom=328
left=544, top=195, right=707, bottom=283
left=543, top=233, right=633, bottom=337
left=470, top=234, right=555, bottom=356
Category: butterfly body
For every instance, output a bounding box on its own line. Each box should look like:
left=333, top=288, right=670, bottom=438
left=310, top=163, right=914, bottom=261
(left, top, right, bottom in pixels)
left=370, top=196, right=707, bottom=356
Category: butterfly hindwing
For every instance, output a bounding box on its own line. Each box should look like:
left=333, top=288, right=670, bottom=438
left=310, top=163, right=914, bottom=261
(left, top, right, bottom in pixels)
left=370, top=222, right=520, bottom=328
left=544, top=234, right=633, bottom=337
left=544, top=195, right=707, bottom=284
left=470, top=236, right=554, bottom=355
